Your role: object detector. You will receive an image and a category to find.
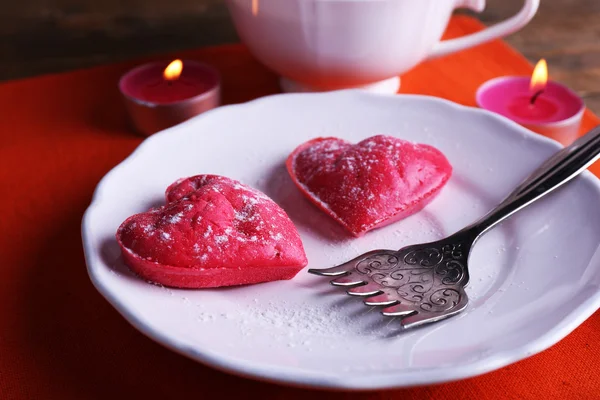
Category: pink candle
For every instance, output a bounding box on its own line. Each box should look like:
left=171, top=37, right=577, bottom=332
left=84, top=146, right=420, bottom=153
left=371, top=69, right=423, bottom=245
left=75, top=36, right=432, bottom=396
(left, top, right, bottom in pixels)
left=476, top=60, right=584, bottom=146
left=119, top=59, right=220, bottom=136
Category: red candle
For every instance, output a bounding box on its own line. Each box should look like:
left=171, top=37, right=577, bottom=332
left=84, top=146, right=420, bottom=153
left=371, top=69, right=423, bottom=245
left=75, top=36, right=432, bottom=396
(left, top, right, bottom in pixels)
left=119, top=59, right=220, bottom=136
left=476, top=59, right=584, bottom=146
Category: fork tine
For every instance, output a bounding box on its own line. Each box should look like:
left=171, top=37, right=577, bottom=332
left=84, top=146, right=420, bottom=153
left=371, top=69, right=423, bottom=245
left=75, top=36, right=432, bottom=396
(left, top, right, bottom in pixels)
left=308, top=250, right=390, bottom=277
left=346, top=284, right=383, bottom=297
left=330, top=274, right=366, bottom=287
left=307, top=267, right=348, bottom=277
left=364, top=293, right=399, bottom=307
left=307, top=261, right=355, bottom=277
left=400, top=312, right=442, bottom=329
left=381, top=303, right=416, bottom=317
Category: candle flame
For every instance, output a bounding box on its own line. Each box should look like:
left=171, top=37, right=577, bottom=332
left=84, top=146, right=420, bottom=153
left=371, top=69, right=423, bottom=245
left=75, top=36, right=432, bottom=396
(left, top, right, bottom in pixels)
left=252, top=0, right=259, bottom=16
left=530, top=59, right=548, bottom=91
left=164, top=59, right=183, bottom=81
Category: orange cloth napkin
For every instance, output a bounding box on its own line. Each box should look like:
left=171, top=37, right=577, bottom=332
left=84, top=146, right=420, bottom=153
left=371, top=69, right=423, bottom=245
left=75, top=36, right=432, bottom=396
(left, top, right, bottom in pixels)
left=0, top=15, right=599, bottom=399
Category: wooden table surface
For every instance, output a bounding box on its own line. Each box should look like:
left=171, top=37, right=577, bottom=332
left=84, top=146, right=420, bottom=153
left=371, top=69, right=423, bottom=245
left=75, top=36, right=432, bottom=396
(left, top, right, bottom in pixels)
left=2, top=0, right=599, bottom=113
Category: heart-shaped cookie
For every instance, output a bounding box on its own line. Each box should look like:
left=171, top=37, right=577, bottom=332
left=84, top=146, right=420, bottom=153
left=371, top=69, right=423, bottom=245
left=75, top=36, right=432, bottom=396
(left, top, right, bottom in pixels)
left=286, top=135, right=452, bottom=236
left=116, top=175, right=308, bottom=288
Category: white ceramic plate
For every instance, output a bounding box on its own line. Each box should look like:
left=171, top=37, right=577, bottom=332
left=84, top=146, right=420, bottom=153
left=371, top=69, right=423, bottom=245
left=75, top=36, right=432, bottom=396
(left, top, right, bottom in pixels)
left=82, top=91, right=600, bottom=390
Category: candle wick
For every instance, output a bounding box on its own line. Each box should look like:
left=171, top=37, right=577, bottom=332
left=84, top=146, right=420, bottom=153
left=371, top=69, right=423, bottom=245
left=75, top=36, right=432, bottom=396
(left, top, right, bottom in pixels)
left=530, top=89, right=544, bottom=105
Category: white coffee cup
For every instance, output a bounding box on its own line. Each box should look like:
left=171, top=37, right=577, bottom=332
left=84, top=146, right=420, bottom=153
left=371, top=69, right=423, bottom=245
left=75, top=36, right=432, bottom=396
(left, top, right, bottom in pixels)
left=225, top=0, right=539, bottom=93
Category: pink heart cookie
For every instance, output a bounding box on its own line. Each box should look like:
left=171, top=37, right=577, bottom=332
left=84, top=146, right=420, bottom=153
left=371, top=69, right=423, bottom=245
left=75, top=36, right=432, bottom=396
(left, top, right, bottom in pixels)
left=117, top=175, right=308, bottom=288
left=287, top=135, right=452, bottom=236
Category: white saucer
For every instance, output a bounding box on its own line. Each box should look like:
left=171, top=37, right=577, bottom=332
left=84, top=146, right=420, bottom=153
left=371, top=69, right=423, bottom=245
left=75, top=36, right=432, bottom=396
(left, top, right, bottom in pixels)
left=82, top=91, right=600, bottom=390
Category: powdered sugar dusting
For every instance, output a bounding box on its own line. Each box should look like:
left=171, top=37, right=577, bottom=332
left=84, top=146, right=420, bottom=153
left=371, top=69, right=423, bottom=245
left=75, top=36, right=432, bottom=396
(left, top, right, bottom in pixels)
left=142, top=224, right=155, bottom=236
left=241, top=194, right=259, bottom=206
left=192, top=299, right=395, bottom=348
left=214, top=234, right=229, bottom=245
left=244, top=302, right=355, bottom=337
left=165, top=212, right=184, bottom=224
left=270, top=233, right=283, bottom=241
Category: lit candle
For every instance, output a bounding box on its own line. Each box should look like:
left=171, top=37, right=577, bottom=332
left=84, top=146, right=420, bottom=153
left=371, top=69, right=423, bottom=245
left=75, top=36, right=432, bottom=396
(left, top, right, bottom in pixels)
left=119, top=59, right=220, bottom=136
left=476, top=59, right=584, bottom=146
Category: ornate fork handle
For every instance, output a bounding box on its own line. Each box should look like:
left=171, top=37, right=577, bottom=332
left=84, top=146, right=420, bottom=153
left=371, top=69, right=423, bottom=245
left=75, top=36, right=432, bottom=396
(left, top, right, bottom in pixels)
left=464, top=125, right=600, bottom=239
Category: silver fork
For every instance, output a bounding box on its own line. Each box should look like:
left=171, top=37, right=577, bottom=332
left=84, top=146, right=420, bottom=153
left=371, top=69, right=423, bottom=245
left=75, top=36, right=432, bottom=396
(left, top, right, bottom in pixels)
left=308, top=125, right=600, bottom=329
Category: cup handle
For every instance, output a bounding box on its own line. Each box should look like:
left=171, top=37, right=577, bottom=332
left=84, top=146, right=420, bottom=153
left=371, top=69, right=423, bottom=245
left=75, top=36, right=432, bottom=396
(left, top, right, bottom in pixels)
left=426, top=0, right=540, bottom=59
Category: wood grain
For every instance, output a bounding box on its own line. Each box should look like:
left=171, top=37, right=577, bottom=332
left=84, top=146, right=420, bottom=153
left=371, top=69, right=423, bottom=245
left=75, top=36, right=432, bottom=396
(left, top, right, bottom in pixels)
left=2, top=0, right=599, bottom=113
